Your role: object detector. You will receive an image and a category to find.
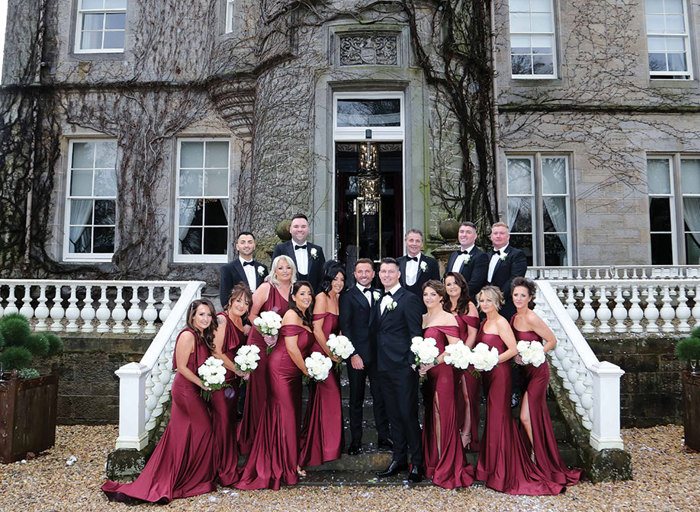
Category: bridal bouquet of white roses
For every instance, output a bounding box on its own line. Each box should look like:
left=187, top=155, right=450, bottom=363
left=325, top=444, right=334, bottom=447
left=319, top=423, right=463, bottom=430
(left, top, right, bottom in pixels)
left=326, top=334, right=355, bottom=370
left=516, top=340, right=546, bottom=367
left=304, top=352, right=333, bottom=382
left=410, top=336, right=439, bottom=366
left=470, top=342, right=500, bottom=376
left=197, top=356, right=229, bottom=401
left=234, top=345, right=261, bottom=373
left=443, top=341, right=473, bottom=370
left=253, top=311, right=283, bottom=354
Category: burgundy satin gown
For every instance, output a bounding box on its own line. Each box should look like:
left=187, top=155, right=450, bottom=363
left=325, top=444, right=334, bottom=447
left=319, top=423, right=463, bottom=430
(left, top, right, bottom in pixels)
left=511, top=314, right=582, bottom=486
left=299, top=311, right=344, bottom=466
left=234, top=323, right=315, bottom=490
left=422, top=325, right=475, bottom=489
left=238, top=285, right=289, bottom=455
left=211, top=313, right=245, bottom=486
left=102, top=328, right=215, bottom=503
left=455, top=313, right=481, bottom=451
left=474, top=325, right=565, bottom=495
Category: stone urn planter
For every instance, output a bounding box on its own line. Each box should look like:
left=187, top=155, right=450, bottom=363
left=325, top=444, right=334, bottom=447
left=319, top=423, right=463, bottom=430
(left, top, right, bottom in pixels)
left=439, top=218, right=460, bottom=243
left=276, top=219, right=292, bottom=241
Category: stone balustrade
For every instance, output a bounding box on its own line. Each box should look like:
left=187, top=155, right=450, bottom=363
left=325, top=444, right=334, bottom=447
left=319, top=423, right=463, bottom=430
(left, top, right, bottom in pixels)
left=528, top=265, right=700, bottom=280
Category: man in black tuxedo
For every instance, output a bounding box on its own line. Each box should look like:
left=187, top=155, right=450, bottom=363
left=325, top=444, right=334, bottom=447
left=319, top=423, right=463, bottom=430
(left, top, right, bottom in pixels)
left=444, top=221, right=489, bottom=299
left=373, top=258, right=424, bottom=482
left=396, top=229, right=440, bottom=298
left=272, top=213, right=326, bottom=293
left=339, top=258, right=391, bottom=455
left=219, top=231, right=268, bottom=308
left=486, top=221, right=528, bottom=320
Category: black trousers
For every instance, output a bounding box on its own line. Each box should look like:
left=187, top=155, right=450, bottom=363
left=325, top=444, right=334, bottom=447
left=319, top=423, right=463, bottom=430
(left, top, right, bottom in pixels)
left=378, top=366, right=422, bottom=467
left=347, top=361, right=390, bottom=445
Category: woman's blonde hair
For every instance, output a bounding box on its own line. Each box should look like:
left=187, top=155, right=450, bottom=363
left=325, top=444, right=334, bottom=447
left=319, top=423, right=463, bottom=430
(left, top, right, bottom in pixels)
left=266, top=255, right=297, bottom=287
left=477, top=285, right=504, bottom=311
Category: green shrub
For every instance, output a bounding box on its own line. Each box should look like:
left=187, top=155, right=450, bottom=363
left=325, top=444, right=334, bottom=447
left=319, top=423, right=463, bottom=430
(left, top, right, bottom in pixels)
left=25, top=334, right=50, bottom=357
left=0, top=314, right=32, bottom=346
left=18, top=368, right=40, bottom=379
left=0, top=346, right=33, bottom=370
left=676, top=336, right=700, bottom=362
left=45, top=333, right=63, bottom=356
left=0, top=329, right=4, bottom=351
left=0, top=314, right=63, bottom=372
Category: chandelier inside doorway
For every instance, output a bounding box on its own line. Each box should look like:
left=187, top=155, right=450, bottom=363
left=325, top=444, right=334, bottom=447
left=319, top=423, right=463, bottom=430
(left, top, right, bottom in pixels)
left=357, top=142, right=381, bottom=215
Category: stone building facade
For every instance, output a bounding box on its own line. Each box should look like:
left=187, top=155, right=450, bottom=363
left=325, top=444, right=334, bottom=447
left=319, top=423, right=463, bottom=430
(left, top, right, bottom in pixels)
left=2, top=0, right=700, bottom=283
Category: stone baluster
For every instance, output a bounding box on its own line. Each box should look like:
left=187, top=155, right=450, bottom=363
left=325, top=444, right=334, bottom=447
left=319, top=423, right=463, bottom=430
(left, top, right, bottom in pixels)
left=5, top=285, right=19, bottom=315
left=144, top=370, right=157, bottom=425
left=50, top=285, right=65, bottom=332
left=580, top=375, right=594, bottom=430
left=568, top=359, right=585, bottom=416
left=628, top=286, right=644, bottom=333
left=34, top=285, right=50, bottom=331
left=143, top=286, right=158, bottom=334
left=65, top=285, right=80, bottom=332
left=565, top=285, right=578, bottom=321
left=112, top=286, right=127, bottom=334
left=127, top=286, right=143, bottom=334
left=693, top=285, right=700, bottom=325
left=659, top=285, right=675, bottom=333
left=579, top=285, right=596, bottom=333
left=19, top=284, right=34, bottom=320
left=596, top=286, right=611, bottom=333
left=96, top=286, right=111, bottom=333
left=611, top=286, right=627, bottom=333
left=676, top=285, right=691, bottom=332
left=81, top=286, right=96, bottom=333
left=159, top=287, right=172, bottom=322
left=644, top=285, right=660, bottom=333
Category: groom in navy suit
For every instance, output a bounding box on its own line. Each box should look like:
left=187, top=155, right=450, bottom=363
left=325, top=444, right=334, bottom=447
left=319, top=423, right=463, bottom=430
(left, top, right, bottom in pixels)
left=272, top=213, right=326, bottom=293
left=373, top=258, right=424, bottom=482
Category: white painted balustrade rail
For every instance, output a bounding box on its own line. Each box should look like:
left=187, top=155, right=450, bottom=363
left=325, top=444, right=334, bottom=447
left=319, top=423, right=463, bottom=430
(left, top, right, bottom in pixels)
left=529, top=265, right=700, bottom=280
left=535, top=281, right=625, bottom=451
left=0, top=279, right=201, bottom=334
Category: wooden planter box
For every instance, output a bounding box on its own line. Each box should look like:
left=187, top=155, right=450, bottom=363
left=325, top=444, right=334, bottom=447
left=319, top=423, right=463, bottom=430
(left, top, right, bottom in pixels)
left=0, top=371, right=59, bottom=463
left=682, top=370, right=700, bottom=452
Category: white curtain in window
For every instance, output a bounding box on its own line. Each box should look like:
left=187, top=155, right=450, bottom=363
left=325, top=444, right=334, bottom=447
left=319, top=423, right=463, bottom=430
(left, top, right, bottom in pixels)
left=69, top=199, right=94, bottom=250
left=543, top=197, right=567, bottom=247
left=178, top=199, right=198, bottom=242
left=683, top=197, right=700, bottom=246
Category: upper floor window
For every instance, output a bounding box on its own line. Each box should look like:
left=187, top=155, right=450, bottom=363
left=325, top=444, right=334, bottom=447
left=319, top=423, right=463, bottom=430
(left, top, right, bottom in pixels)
left=509, top=0, right=557, bottom=78
left=175, top=139, right=230, bottom=263
left=225, top=0, right=235, bottom=33
left=646, top=0, right=693, bottom=79
left=506, top=154, right=571, bottom=265
left=75, top=0, right=126, bottom=53
left=64, top=140, right=117, bottom=261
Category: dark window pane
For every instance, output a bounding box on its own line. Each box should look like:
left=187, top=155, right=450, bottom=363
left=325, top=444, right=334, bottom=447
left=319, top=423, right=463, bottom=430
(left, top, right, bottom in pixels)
left=510, top=234, right=533, bottom=266
left=93, top=227, right=115, bottom=253
left=179, top=227, right=202, bottom=255
left=686, top=233, right=700, bottom=264
left=544, top=234, right=567, bottom=266
left=648, top=53, right=667, bottom=72
left=204, top=199, right=227, bottom=226
left=533, top=55, right=553, bottom=75
left=94, top=200, right=115, bottom=225
left=337, top=99, right=401, bottom=127
left=511, top=55, right=531, bottom=75
left=649, top=197, right=671, bottom=231
left=543, top=197, right=567, bottom=233
left=650, top=233, right=673, bottom=264
left=179, top=199, right=203, bottom=227
left=508, top=197, right=532, bottom=233
left=203, top=228, right=228, bottom=254
left=70, top=226, right=91, bottom=253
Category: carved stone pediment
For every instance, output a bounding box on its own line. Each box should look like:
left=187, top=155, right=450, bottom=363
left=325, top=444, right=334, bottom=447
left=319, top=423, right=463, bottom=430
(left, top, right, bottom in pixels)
left=338, top=33, right=399, bottom=66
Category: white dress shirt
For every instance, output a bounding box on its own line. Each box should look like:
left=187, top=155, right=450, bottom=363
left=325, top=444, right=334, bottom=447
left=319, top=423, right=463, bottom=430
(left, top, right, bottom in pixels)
left=240, top=256, right=258, bottom=292
left=487, top=244, right=508, bottom=282
left=405, top=254, right=421, bottom=287
left=356, top=283, right=373, bottom=307
left=294, top=241, right=309, bottom=275
left=451, top=245, right=475, bottom=273
left=380, top=283, right=402, bottom=314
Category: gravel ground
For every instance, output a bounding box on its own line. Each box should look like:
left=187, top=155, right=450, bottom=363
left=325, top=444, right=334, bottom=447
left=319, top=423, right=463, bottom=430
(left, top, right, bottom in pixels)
left=0, top=424, right=697, bottom=512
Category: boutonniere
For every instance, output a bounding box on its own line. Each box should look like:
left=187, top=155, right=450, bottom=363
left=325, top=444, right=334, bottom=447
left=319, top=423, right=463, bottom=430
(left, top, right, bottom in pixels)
left=499, top=252, right=507, bottom=262
left=420, top=261, right=427, bottom=272
left=310, top=248, right=318, bottom=259
left=372, top=291, right=381, bottom=301
left=464, top=255, right=471, bottom=264
left=380, top=296, right=397, bottom=312
left=257, top=266, right=265, bottom=276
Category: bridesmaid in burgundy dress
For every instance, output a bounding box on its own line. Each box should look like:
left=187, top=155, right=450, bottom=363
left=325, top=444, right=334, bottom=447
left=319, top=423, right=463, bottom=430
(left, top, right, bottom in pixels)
left=444, top=271, right=480, bottom=451
left=234, top=281, right=316, bottom=490
left=510, top=277, right=582, bottom=486
left=211, top=283, right=253, bottom=486
left=420, top=280, right=475, bottom=489
left=238, top=255, right=295, bottom=455
left=474, top=286, right=564, bottom=495
left=102, top=300, right=217, bottom=503
left=299, top=262, right=345, bottom=467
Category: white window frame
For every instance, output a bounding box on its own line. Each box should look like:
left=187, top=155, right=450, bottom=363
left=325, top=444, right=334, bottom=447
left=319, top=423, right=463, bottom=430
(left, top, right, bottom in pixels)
left=509, top=0, right=558, bottom=79
left=333, top=92, right=405, bottom=141
left=63, top=139, right=118, bottom=262
left=225, top=0, right=235, bottom=33
left=174, top=138, right=231, bottom=264
left=645, top=0, right=693, bottom=79
left=506, top=153, right=572, bottom=265
left=74, top=0, right=127, bottom=54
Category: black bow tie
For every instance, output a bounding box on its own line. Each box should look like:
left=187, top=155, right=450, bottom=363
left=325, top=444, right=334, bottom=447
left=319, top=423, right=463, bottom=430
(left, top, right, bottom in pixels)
left=295, top=244, right=307, bottom=251
left=493, top=249, right=504, bottom=255
left=407, top=256, right=418, bottom=262
left=362, top=287, right=372, bottom=294
left=242, top=261, right=255, bottom=267
left=383, top=291, right=393, bottom=298
left=460, top=250, right=470, bottom=255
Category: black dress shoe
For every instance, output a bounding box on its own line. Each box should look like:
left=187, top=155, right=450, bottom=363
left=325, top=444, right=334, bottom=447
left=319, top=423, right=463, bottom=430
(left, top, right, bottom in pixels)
left=377, top=438, right=393, bottom=451
left=511, top=392, right=520, bottom=408
left=347, top=444, right=362, bottom=456
left=408, top=465, right=424, bottom=483
left=376, top=460, right=408, bottom=478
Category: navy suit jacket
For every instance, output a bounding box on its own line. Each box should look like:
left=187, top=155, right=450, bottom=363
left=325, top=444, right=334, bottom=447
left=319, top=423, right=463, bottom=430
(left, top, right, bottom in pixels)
left=272, top=240, right=326, bottom=293
left=487, top=245, right=528, bottom=319
left=339, top=286, right=378, bottom=365
left=219, top=259, right=268, bottom=307
left=371, top=287, right=424, bottom=372
left=397, top=253, right=440, bottom=297
left=444, top=247, right=489, bottom=299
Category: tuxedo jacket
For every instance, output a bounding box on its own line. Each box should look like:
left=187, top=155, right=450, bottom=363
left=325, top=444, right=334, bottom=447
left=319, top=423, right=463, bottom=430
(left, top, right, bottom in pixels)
left=338, top=286, right=378, bottom=365
left=371, top=287, right=424, bottom=373
left=272, top=240, right=326, bottom=293
left=397, top=253, right=440, bottom=297
left=487, top=245, right=528, bottom=319
left=219, top=259, right=268, bottom=307
left=444, top=247, right=489, bottom=299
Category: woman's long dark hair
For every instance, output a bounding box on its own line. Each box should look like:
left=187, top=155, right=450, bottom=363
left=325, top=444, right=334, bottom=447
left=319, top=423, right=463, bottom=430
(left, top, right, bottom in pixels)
left=512, top=276, right=537, bottom=310
left=288, top=281, right=314, bottom=328
left=443, top=271, right=471, bottom=316
left=186, top=298, right=217, bottom=352
left=319, top=260, right=346, bottom=296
